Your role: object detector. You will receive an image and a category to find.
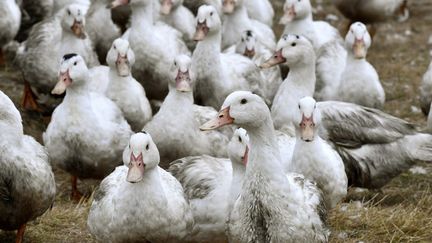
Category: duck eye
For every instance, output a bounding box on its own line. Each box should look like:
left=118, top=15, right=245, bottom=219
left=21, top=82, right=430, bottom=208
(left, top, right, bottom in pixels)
left=291, top=42, right=296, bottom=47
left=238, top=136, right=242, bottom=143
left=113, top=45, right=116, bottom=50
left=210, top=11, right=214, bottom=16
left=146, top=144, right=149, bottom=150
left=240, top=98, right=247, bottom=104
left=74, top=61, right=77, bottom=66
left=241, top=38, right=244, bottom=42
left=298, top=104, right=301, bottom=109
left=174, top=61, right=177, bottom=66
left=67, top=10, right=71, bottom=15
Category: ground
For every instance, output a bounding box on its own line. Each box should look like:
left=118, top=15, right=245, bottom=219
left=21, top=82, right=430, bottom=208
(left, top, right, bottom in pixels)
left=1, top=0, right=432, bottom=242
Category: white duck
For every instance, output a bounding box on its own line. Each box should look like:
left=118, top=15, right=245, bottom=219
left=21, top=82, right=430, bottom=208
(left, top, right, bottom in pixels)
left=144, top=54, right=229, bottom=167
left=87, top=132, right=194, bottom=242
left=53, top=0, right=90, bottom=13
left=243, top=0, right=274, bottom=27
left=0, top=0, right=21, bottom=63
left=234, top=30, right=282, bottom=104
left=159, top=0, right=196, bottom=50
left=280, top=0, right=347, bottom=100
left=105, top=38, right=152, bottom=132
left=200, top=91, right=329, bottom=242
left=110, top=0, right=190, bottom=100
left=85, top=0, right=121, bottom=63
left=43, top=54, right=132, bottom=200
left=221, top=0, right=275, bottom=51
left=15, top=0, right=53, bottom=42
left=420, top=60, right=432, bottom=115
left=12, top=4, right=99, bottom=110
left=192, top=5, right=262, bottom=109
left=336, top=22, right=385, bottom=109
left=168, top=128, right=249, bottom=243
left=0, top=91, right=56, bottom=243
left=262, top=35, right=432, bottom=189
left=291, top=97, right=347, bottom=209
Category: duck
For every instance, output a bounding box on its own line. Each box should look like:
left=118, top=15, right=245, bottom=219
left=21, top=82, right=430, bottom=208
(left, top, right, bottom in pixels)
left=159, top=0, right=196, bottom=50
left=182, top=0, right=222, bottom=15
left=420, top=60, right=432, bottom=115
left=87, top=132, right=194, bottom=242
left=192, top=5, right=262, bottom=109
left=14, top=0, right=51, bottom=42
left=290, top=96, right=348, bottom=209
left=279, top=0, right=347, bottom=100
left=243, top=0, right=274, bottom=27
left=221, top=0, right=276, bottom=51
left=10, top=4, right=99, bottom=110
left=261, top=34, right=432, bottom=189
left=168, top=127, right=249, bottom=243
left=110, top=0, right=190, bottom=100
left=333, top=0, right=409, bottom=25
left=0, top=90, right=56, bottom=243
left=43, top=54, right=132, bottom=200
left=143, top=54, right=229, bottom=167
left=234, top=30, right=282, bottom=104
left=53, top=0, right=90, bottom=13
left=200, top=91, right=329, bottom=242
left=0, top=0, right=21, bottom=64
left=336, top=22, right=385, bottom=109
left=85, top=0, right=121, bottom=64
left=105, top=38, right=152, bottom=132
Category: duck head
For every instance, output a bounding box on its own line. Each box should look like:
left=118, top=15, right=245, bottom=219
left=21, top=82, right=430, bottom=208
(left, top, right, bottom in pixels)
left=228, top=128, right=250, bottom=166
left=159, top=0, right=182, bottom=15
left=106, top=38, right=135, bottom=77
left=194, top=5, right=221, bottom=41
left=345, top=22, right=371, bottom=59
left=222, top=0, right=243, bottom=14
left=171, top=54, right=193, bottom=92
left=52, top=54, right=89, bottom=95
left=236, top=30, right=257, bottom=59
left=280, top=0, right=312, bottom=24
left=200, top=91, right=269, bottom=130
left=62, top=4, right=87, bottom=39
left=260, top=34, right=315, bottom=68
left=293, top=96, right=321, bottom=142
left=123, top=131, right=160, bottom=183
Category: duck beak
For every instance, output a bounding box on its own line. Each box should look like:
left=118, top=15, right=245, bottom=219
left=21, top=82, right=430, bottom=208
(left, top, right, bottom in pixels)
left=71, top=20, right=86, bottom=39
left=243, top=47, right=255, bottom=58
left=353, top=38, right=366, bottom=59
left=242, top=145, right=249, bottom=166
left=108, top=0, right=129, bottom=8
left=279, top=5, right=295, bottom=24
left=194, top=20, right=209, bottom=41
left=200, top=106, right=234, bottom=130
left=300, top=114, right=315, bottom=142
left=127, top=152, right=145, bottom=183
left=52, top=70, right=72, bottom=95
left=223, top=0, right=235, bottom=14
left=116, top=54, right=130, bottom=76
left=260, top=49, right=286, bottom=68
left=160, top=0, right=173, bottom=15
left=175, top=70, right=191, bottom=92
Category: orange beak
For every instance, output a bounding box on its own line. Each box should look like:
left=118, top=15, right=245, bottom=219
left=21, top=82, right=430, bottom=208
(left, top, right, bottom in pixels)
left=52, top=70, right=72, bottom=95
left=194, top=20, right=209, bottom=41
left=160, top=0, right=173, bottom=15
left=175, top=70, right=191, bottom=92
left=200, top=106, right=234, bottom=130
left=223, top=0, right=235, bottom=14
left=353, top=38, right=366, bottom=59
left=116, top=54, right=130, bottom=76
left=279, top=5, right=296, bottom=24
left=299, top=114, right=315, bottom=142
left=260, top=49, right=286, bottom=68
left=71, top=20, right=86, bottom=39
left=126, top=152, right=145, bottom=183
left=108, top=0, right=129, bottom=8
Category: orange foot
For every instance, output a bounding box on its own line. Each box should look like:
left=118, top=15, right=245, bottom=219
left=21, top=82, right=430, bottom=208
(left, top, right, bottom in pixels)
left=21, top=81, right=41, bottom=112
left=15, top=224, right=26, bottom=243
left=71, top=175, right=84, bottom=202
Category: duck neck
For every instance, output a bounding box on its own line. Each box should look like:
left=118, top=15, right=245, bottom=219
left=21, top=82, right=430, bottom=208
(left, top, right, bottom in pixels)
left=108, top=69, right=131, bottom=88
left=229, top=162, right=245, bottom=206
left=64, top=74, right=92, bottom=99
left=160, top=87, right=194, bottom=114
left=195, top=31, right=222, bottom=55
left=224, top=4, right=249, bottom=28
left=131, top=2, right=154, bottom=28
left=136, top=167, right=166, bottom=197
left=284, top=14, right=316, bottom=42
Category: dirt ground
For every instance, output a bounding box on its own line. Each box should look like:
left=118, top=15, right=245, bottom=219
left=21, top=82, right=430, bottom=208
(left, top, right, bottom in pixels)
left=1, top=0, right=432, bottom=242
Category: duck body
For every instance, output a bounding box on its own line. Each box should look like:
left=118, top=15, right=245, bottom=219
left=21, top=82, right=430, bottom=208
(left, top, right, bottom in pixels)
left=333, top=0, right=408, bottom=24
left=420, top=61, right=432, bottom=115
left=88, top=133, right=194, bottom=243
left=123, top=0, right=189, bottom=100
left=43, top=54, right=132, bottom=179
left=0, top=0, right=21, bottom=48
left=86, top=0, right=121, bottom=64
left=0, top=91, right=56, bottom=233
left=15, top=0, right=53, bottom=42
left=244, top=0, right=274, bottom=26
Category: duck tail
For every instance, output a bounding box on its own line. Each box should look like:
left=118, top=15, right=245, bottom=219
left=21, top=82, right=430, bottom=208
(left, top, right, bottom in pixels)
left=407, top=133, right=432, bottom=161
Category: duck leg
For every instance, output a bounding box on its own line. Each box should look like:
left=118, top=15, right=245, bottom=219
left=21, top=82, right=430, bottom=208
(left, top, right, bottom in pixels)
left=15, top=224, right=26, bottom=243
left=21, top=80, right=41, bottom=111
left=71, top=175, right=83, bottom=202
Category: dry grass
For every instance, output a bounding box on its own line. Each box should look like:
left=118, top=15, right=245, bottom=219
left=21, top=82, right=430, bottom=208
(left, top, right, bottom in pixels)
left=1, top=0, right=432, bottom=242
